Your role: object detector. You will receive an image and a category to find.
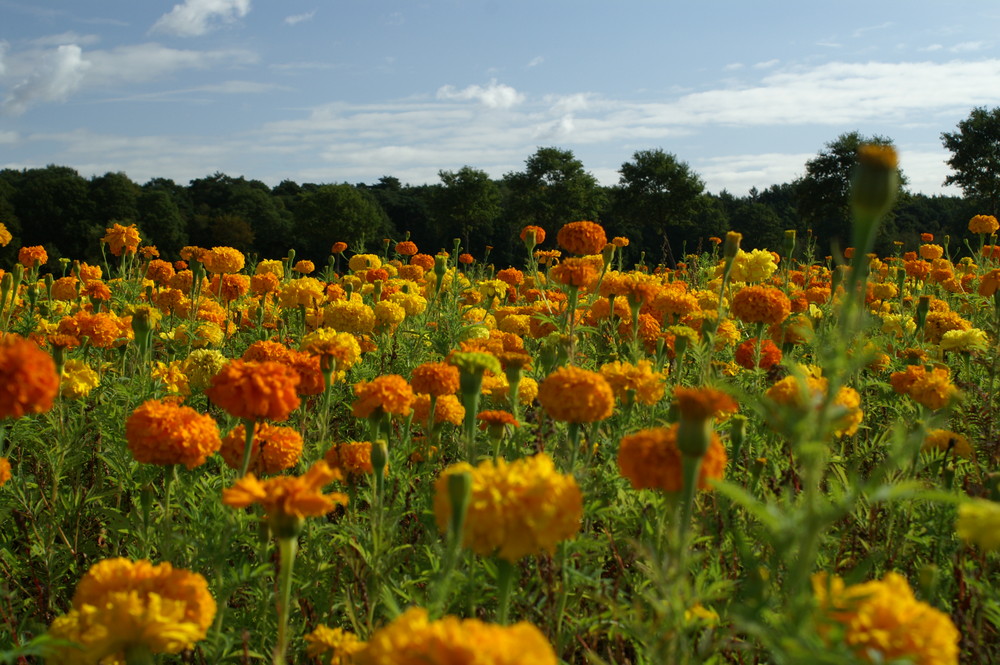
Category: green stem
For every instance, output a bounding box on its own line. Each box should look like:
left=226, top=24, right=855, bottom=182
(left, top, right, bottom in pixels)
left=495, top=557, right=517, bottom=624
left=238, top=419, right=257, bottom=477
left=273, top=536, right=298, bottom=665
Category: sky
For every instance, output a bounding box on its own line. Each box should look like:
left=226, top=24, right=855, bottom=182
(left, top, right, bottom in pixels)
left=2, top=1, right=1000, bottom=197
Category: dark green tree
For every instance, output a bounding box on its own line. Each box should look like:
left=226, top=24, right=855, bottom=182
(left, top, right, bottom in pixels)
left=89, top=172, right=140, bottom=226
left=11, top=165, right=96, bottom=262
left=941, top=106, right=1000, bottom=216
left=293, top=184, right=392, bottom=262
left=503, top=147, right=606, bottom=236
left=136, top=189, right=188, bottom=257
left=433, top=166, right=502, bottom=252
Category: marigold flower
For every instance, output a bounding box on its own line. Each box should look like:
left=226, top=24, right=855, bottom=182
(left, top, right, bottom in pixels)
left=956, top=499, right=1000, bottom=550
left=18, top=245, right=48, bottom=269
left=969, top=214, right=999, bottom=234
left=60, top=359, right=100, bottom=400
left=412, top=393, right=465, bottom=426
left=765, top=374, right=863, bottom=437
left=394, top=240, right=418, bottom=256
left=0, top=335, right=59, bottom=419
left=279, top=277, right=326, bottom=309
left=354, top=607, right=557, bottom=665
left=349, top=254, right=382, bottom=272
left=922, top=429, right=973, bottom=459
left=734, top=337, right=782, bottom=370
left=537, top=365, right=614, bottom=424
left=550, top=257, right=600, bottom=289
left=557, top=221, right=607, bottom=256
left=919, top=243, right=944, bottom=261
left=940, top=328, right=989, bottom=353
left=301, top=328, right=362, bottom=372
left=599, top=359, right=666, bottom=406
left=101, top=223, right=142, bottom=257
left=0, top=457, right=10, bottom=486
left=46, top=558, right=216, bottom=663
left=324, top=299, right=377, bottom=335
left=673, top=386, right=738, bottom=422
left=434, top=453, right=582, bottom=561
left=520, top=225, right=547, bottom=246
left=477, top=409, right=519, bottom=431
left=206, top=359, right=301, bottom=422
left=0, top=223, right=10, bottom=247
left=331, top=241, right=348, bottom=254
left=352, top=374, right=415, bottom=419
left=412, top=361, right=461, bottom=396
left=730, top=285, right=791, bottom=325
left=292, top=259, right=315, bottom=274
left=727, top=249, right=778, bottom=283
left=126, top=399, right=222, bottom=469
left=618, top=424, right=727, bottom=492
left=222, top=460, right=347, bottom=519
left=305, top=624, right=365, bottom=665
left=220, top=422, right=303, bottom=474
left=812, top=571, right=958, bottom=665
left=324, top=441, right=380, bottom=478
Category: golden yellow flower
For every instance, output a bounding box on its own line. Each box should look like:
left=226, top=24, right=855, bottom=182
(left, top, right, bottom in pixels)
left=60, top=359, right=100, bottom=400
left=969, top=214, right=999, bottom=234
left=300, top=328, right=362, bottom=372
left=203, top=246, right=245, bottom=274
left=956, top=499, right=1000, bottom=550
left=222, top=460, right=348, bottom=519
left=434, top=453, right=582, bottom=561
left=599, top=359, right=666, bottom=406
left=412, top=393, right=465, bottom=426
left=922, top=429, right=973, bottom=459
left=324, top=300, right=377, bottom=335
left=182, top=348, right=228, bottom=391
left=349, top=254, right=382, bottom=272
left=279, top=277, right=326, bottom=308
left=537, top=365, right=614, bottom=424
left=305, top=624, right=366, bottom=665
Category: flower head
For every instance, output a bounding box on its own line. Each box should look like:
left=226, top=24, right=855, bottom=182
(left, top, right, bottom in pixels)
left=618, top=424, right=727, bottom=493
left=101, top=224, right=142, bottom=256
left=206, top=359, right=301, bottom=422
left=126, top=399, right=222, bottom=469
left=411, top=361, right=461, bottom=396
left=537, top=365, right=614, bottom=424
left=60, top=359, right=100, bottom=400
left=730, top=285, right=791, bottom=325
left=969, top=214, right=999, bottom=234
left=220, top=422, right=303, bottom=474
left=557, top=221, right=607, bottom=256
left=956, top=499, right=1000, bottom=550
left=223, top=460, right=347, bottom=521
left=352, top=375, right=415, bottom=419
left=0, top=335, right=59, bottom=419
left=305, top=624, right=365, bottom=665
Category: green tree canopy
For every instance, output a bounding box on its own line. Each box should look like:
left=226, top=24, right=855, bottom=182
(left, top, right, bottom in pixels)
left=942, top=106, right=1000, bottom=216
left=293, top=184, right=392, bottom=262
left=433, top=166, right=501, bottom=253
left=503, top=147, right=606, bottom=236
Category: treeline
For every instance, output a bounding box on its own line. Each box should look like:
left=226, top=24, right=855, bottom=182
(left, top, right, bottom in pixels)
left=0, top=139, right=983, bottom=271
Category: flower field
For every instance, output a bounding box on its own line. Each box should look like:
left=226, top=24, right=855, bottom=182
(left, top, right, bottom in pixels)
left=1, top=148, right=999, bottom=664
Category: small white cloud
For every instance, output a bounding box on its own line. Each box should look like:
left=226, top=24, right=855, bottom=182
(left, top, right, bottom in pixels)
left=3, top=44, right=91, bottom=115
left=852, top=22, right=893, bottom=39
left=152, top=0, right=251, bottom=37
left=950, top=41, right=989, bottom=53
left=753, top=59, right=779, bottom=69
left=723, top=62, right=744, bottom=71
left=384, top=12, right=404, bottom=26
left=527, top=56, right=544, bottom=68
left=30, top=32, right=102, bottom=47
left=284, top=11, right=315, bottom=26
left=921, top=44, right=943, bottom=52
left=436, top=79, right=524, bottom=109
left=0, top=131, right=18, bottom=144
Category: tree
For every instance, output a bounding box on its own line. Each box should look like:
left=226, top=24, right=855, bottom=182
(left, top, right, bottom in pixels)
left=137, top=189, right=188, bottom=257
left=942, top=106, right=1000, bottom=216
left=293, top=184, right=392, bottom=262
left=433, top=166, right=501, bottom=251
left=614, top=149, right=707, bottom=265
left=90, top=172, right=140, bottom=226
left=797, top=131, right=905, bottom=254
left=503, top=147, right=606, bottom=235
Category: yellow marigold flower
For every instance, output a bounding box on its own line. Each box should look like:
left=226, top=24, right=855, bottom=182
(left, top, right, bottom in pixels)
left=765, top=375, right=863, bottom=437
left=618, top=424, right=727, bottom=492
left=60, top=359, right=99, bottom=400
left=922, top=429, right=973, bottom=459
left=203, top=246, right=245, bottom=274
left=352, top=374, right=414, bottom=418
left=812, top=571, right=958, bottom=665
left=206, top=359, right=302, bottom=422
left=891, top=365, right=959, bottom=410
left=956, top=499, right=1000, bottom=550
left=354, top=606, right=557, bottom=665
left=182, top=348, right=228, bottom=391
left=152, top=360, right=191, bottom=396
left=305, top=624, right=365, bottom=665
left=434, top=453, right=582, bottom=561
left=940, top=327, right=989, bottom=353
left=222, top=460, right=347, bottom=519
left=220, top=422, right=303, bottom=474
left=101, top=223, right=141, bottom=256
left=349, top=254, right=382, bottom=272
left=726, top=249, right=778, bottom=283
left=0, top=334, right=59, bottom=419
left=255, top=258, right=285, bottom=277
left=125, top=399, right=222, bottom=469
left=324, top=440, right=383, bottom=478
left=0, top=223, right=11, bottom=247
left=293, top=259, right=315, bottom=274
left=556, top=220, right=607, bottom=256
left=538, top=365, right=614, bottom=424
left=374, top=299, right=406, bottom=330
left=969, top=214, right=999, bottom=234
left=477, top=279, right=509, bottom=301
left=922, top=310, right=971, bottom=345
left=919, top=243, right=944, bottom=261
left=730, top=285, right=791, bottom=325
left=279, top=276, right=326, bottom=309
left=300, top=328, right=362, bottom=372
left=388, top=290, right=427, bottom=317
left=412, top=393, right=465, bottom=426
left=599, top=359, right=666, bottom=406
left=46, top=558, right=216, bottom=664
left=324, top=300, right=377, bottom=335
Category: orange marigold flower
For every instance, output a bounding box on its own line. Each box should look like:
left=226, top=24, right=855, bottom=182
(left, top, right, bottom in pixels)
left=395, top=240, right=418, bottom=256
left=612, top=236, right=629, bottom=248
left=734, top=337, right=782, bottom=370
left=730, top=285, right=791, bottom=325
left=599, top=359, right=666, bottom=406
left=101, top=223, right=141, bottom=256
left=125, top=399, right=222, bottom=469
left=331, top=241, right=348, bottom=254
left=293, top=259, right=315, bottom=274
left=969, top=214, right=999, bottom=234
left=922, top=429, right=973, bottom=459
left=206, top=359, right=301, bottom=422
left=222, top=460, right=347, bottom=519
left=496, top=267, right=525, bottom=288
left=300, top=328, right=362, bottom=373
left=50, top=276, right=79, bottom=301
left=920, top=232, right=935, bottom=242
left=618, top=424, right=727, bottom=492
left=411, top=361, right=460, bottom=396
left=324, top=441, right=379, bottom=478
left=305, top=625, right=366, bottom=664
left=202, top=246, right=245, bottom=274
left=919, top=243, right=944, bottom=261
left=0, top=457, right=10, bottom=486
left=538, top=365, right=614, bottom=424
left=220, top=422, right=303, bottom=474
left=520, top=225, right=547, bottom=245
left=283, top=350, right=325, bottom=396
left=477, top=409, right=520, bottom=431
left=550, top=257, right=600, bottom=289
left=242, top=340, right=291, bottom=363
left=412, top=393, right=465, bottom=426
left=46, top=558, right=216, bottom=663
left=410, top=253, right=435, bottom=270
left=458, top=253, right=475, bottom=265
left=673, top=386, right=738, bottom=421
left=0, top=335, right=59, bottom=419
left=0, top=224, right=10, bottom=247
left=18, top=245, right=48, bottom=269
left=146, top=259, right=176, bottom=285
left=352, top=374, right=415, bottom=418
left=434, top=453, right=582, bottom=561
left=557, top=221, right=607, bottom=256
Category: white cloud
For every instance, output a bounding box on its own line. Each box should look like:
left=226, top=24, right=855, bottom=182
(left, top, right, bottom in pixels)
left=30, top=32, right=102, bottom=47
left=3, top=44, right=90, bottom=115
left=950, top=41, right=989, bottom=53
left=284, top=11, right=316, bottom=26
left=852, top=22, right=893, bottom=39
left=0, top=131, right=18, bottom=144
left=152, top=0, right=251, bottom=37
left=723, top=62, right=744, bottom=71
left=436, top=79, right=524, bottom=109
left=527, top=56, right=544, bottom=68
left=753, top=59, right=780, bottom=69
left=921, top=44, right=943, bottom=52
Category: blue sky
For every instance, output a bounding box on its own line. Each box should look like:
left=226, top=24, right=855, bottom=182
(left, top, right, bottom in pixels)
left=2, top=1, right=1000, bottom=196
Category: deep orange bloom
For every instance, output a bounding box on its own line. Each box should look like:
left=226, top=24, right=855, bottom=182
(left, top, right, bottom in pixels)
left=101, top=223, right=142, bottom=256
left=395, top=240, right=418, bottom=256
left=222, top=460, right=347, bottom=519
left=0, top=335, right=59, bottom=419
left=537, top=365, right=614, bottom=424
left=730, top=285, right=791, bottom=325
left=557, top=221, right=607, bottom=256
left=352, top=375, right=415, bottom=418
left=125, top=399, right=222, bottom=469
left=331, top=241, right=348, bottom=254
left=618, top=424, right=727, bottom=492
left=0, top=457, right=10, bottom=486
left=734, top=337, right=782, bottom=370
left=459, top=253, right=475, bottom=265
left=411, top=361, right=461, bottom=396
left=520, top=225, right=547, bottom=245
left=18, top=245, right=48, bottom=269
left=219, top=422, right=303, bottom=474
left=551, top=257, right=600, bottom=288
left=206, top=360, right=301, bottom=422
left=673, top=386, right=738, bottom=421
left=324, top=441, right=378, bottom=478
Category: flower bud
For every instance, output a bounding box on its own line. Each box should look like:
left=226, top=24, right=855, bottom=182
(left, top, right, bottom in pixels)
left=851, top=144, right=898, bottom=219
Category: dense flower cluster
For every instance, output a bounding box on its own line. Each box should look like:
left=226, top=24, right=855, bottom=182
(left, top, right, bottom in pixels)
left=434, top=453, right=582, bottom=561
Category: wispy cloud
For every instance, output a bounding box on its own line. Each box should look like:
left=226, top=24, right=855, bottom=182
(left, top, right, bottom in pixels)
left=151, top=0, right=251, bottom=37
left=527, top=56, right=544, bottom=68
left=852, top=21, right=893, bottom=38
left=436, top=79, right=525, bottom=109
left=284, top=11, right=315, bottom=26
left=30, top=32, right=102, bottom=47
